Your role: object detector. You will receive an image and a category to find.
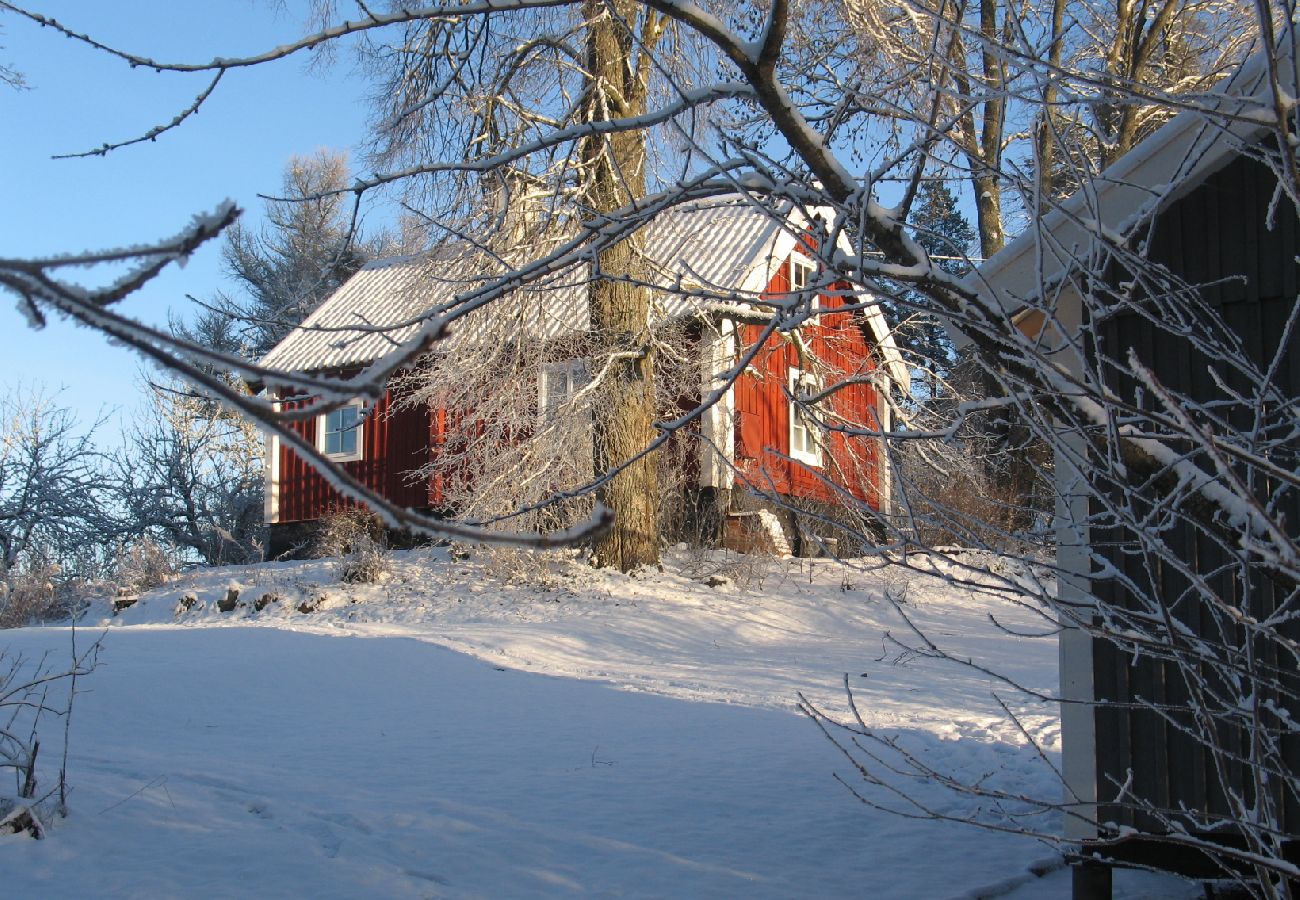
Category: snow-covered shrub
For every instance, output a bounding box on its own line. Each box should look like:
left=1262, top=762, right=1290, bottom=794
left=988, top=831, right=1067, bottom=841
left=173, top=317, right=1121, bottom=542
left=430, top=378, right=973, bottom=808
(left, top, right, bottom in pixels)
left=0, top=637, right=100, bottom=836
left=475, top=545, right=586, bottom=589
left=893, top=381, right=1053, bottom=554
left=0, top=563, right=92, bottom=629
left=671, top=543, right=774, bottom=590
left=313, top=507, right=390, bottom=584
left=111, top=538, right=179, bottom=596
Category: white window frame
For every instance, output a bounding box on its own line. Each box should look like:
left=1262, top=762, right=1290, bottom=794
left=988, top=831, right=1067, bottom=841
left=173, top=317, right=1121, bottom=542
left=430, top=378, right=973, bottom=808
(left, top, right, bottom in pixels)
left=789, top=255, right=819, bottom=310
left=538, top=360, right=591, bottom=422
left=317, top=401, right=365, bottom=463
left=788, top=368, right=823, bottom=467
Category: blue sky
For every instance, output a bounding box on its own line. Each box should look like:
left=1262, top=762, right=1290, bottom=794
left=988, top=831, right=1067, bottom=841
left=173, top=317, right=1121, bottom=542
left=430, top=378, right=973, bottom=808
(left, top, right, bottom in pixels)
left=2, top=2, right=977, bottom=439
left=1, top=2, right=379, bottom=429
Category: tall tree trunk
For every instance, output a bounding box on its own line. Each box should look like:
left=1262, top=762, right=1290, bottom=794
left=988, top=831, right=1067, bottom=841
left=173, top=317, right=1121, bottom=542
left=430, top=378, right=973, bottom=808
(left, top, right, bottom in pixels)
left=972, top=172, right=1005, bottom=260
left=582, top=0, right=660, bottom=571
left=1034, top=0, right=1066, bottom=213
left=950, top=0, right=1009, bottom=261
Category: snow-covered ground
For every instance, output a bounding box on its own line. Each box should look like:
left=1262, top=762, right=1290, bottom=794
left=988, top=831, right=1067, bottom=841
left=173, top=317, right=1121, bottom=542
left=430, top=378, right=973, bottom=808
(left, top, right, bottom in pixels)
left=2, top=548, right=1192, bottom=898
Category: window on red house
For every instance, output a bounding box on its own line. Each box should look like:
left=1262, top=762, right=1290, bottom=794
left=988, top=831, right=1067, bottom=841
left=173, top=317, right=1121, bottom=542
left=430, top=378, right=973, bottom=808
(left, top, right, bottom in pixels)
left=790, top=256, right=818, bottom=310
left=319, top=402, right=364, bottom=462
left=788, top=368, right=823, bottom=466
left=539, top=360, right=591, bottom=422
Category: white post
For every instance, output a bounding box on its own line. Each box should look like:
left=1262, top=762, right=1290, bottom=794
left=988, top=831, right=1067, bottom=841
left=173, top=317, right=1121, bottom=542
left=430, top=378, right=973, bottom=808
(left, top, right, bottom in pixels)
left=263, top=395, right=281, bottom=525
left=699, top=317, right=736, bottom=490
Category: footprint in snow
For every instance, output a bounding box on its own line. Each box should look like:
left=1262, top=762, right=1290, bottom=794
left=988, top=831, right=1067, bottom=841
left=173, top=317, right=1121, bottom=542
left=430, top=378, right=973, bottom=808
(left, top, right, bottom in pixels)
left=321, top=810, right=372, bottom=835
left=403, top=868, right=451, bottom=886
left=306, top=821, right=343, bottom=859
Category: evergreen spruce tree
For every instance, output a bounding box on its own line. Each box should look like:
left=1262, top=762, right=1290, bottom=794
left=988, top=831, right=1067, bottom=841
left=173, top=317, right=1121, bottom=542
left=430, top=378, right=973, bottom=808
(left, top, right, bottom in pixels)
left=883, top=179, right=977, bottom=396
left=184, top=150, right=388, bottom=362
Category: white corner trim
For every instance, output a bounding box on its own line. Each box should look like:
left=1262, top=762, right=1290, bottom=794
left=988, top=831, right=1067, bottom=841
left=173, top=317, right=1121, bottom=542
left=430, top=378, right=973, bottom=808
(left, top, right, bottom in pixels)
left=875, top=388, right=893, bottom=517
left=264, top=396, right=281, bottom=525
left=1057, top=429, right=1099, bottom=841
left=700, top=320, right=736, bottom=489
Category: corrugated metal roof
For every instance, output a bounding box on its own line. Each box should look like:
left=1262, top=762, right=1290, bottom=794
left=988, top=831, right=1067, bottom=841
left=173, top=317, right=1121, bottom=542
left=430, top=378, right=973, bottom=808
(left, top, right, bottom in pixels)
left=644, top=199, right=791, bottom=303
left=260, top=198, right=903, bottom=383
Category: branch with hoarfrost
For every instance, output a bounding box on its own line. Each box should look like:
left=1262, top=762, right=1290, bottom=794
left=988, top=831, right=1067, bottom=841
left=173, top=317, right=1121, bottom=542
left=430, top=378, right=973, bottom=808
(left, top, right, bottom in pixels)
left=0, top=203, right=240, bottom=328
left=52, top=72, right=225, bottom=160
left=263, top=85, right=757, bottom=200
left=799, top=679, right=1082, bottom=839
left=803, top=677, right=1300, bottom=884
left=0, top=1, right=577, bottom=72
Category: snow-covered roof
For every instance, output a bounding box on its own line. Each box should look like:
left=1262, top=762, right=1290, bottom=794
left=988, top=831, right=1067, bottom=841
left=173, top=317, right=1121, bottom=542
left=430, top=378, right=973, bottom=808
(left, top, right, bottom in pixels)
left=965, top=32, right=1297, bottom=309
left=261, top=197, right=908, bottom=388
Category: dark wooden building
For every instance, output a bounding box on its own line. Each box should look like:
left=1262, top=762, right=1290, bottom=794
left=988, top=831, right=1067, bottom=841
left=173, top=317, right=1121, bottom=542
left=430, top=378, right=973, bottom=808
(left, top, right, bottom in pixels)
left=970, top=44, right=1300, bottom=897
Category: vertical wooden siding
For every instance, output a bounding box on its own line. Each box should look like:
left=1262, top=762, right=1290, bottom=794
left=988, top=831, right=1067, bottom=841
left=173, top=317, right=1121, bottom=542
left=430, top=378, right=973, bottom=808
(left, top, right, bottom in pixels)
left=1090, top=153, right=1300, bottom=836
left=733, top=257, right=885, bottom=509
left=276, top=387, right=436, bottom=523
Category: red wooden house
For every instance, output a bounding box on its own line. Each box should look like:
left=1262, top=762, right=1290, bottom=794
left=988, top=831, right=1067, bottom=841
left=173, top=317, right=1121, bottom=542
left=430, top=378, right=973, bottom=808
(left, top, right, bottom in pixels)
left=258, top=198, right=907, bottom=556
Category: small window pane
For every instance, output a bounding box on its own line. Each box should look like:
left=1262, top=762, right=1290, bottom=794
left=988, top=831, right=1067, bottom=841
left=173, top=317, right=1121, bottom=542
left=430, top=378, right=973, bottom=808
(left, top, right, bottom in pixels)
left=540, top=361, right=589, bottom=422
left=789, top=370, right=822, bottom=465
left=790, top=258, right=818, bottom=309
left=572, top=363, right=592, bottom=392
left=544, top=370, right=567, bottom=419
left=324, top=406, right=359, bottom=457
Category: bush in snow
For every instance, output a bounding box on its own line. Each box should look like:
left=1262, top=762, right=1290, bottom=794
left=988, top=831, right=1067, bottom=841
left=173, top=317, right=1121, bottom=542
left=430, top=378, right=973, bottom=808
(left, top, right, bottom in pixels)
left=0, top=635, right=100, bottom=837
left=0, top=563, right=96, bottom=630
left=313, top=507, right=391, bottom=585
left=110, top=538, right=179, bottom=597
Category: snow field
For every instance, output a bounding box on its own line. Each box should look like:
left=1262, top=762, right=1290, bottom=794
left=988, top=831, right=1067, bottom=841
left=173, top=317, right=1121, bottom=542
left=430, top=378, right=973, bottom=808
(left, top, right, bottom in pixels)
left=1, top=549, right=1194, bottom=897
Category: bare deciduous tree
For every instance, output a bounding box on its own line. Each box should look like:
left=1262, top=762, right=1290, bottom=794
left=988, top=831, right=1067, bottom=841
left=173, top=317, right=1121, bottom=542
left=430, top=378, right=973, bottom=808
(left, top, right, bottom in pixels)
left=114, top=378, right=264, bottom=568
left=0, top=386, right=110, bottom=582
left=350, top=0, right=682, bottom=569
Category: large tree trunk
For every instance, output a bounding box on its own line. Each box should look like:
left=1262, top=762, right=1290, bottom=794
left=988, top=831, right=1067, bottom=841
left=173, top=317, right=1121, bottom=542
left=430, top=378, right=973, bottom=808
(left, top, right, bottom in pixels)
left=582, top=0, right=660, bottom=571
left=972, top=171, right=1005, bottom=260
left=973, top=0, right=1007, bottom=260
left=949, top=0, right=1009, bottom=262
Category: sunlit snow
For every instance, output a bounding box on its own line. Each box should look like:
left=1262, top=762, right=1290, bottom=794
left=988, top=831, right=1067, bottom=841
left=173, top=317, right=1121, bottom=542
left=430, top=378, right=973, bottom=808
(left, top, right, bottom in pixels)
left=2, top=548, right=1193, bottom=898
